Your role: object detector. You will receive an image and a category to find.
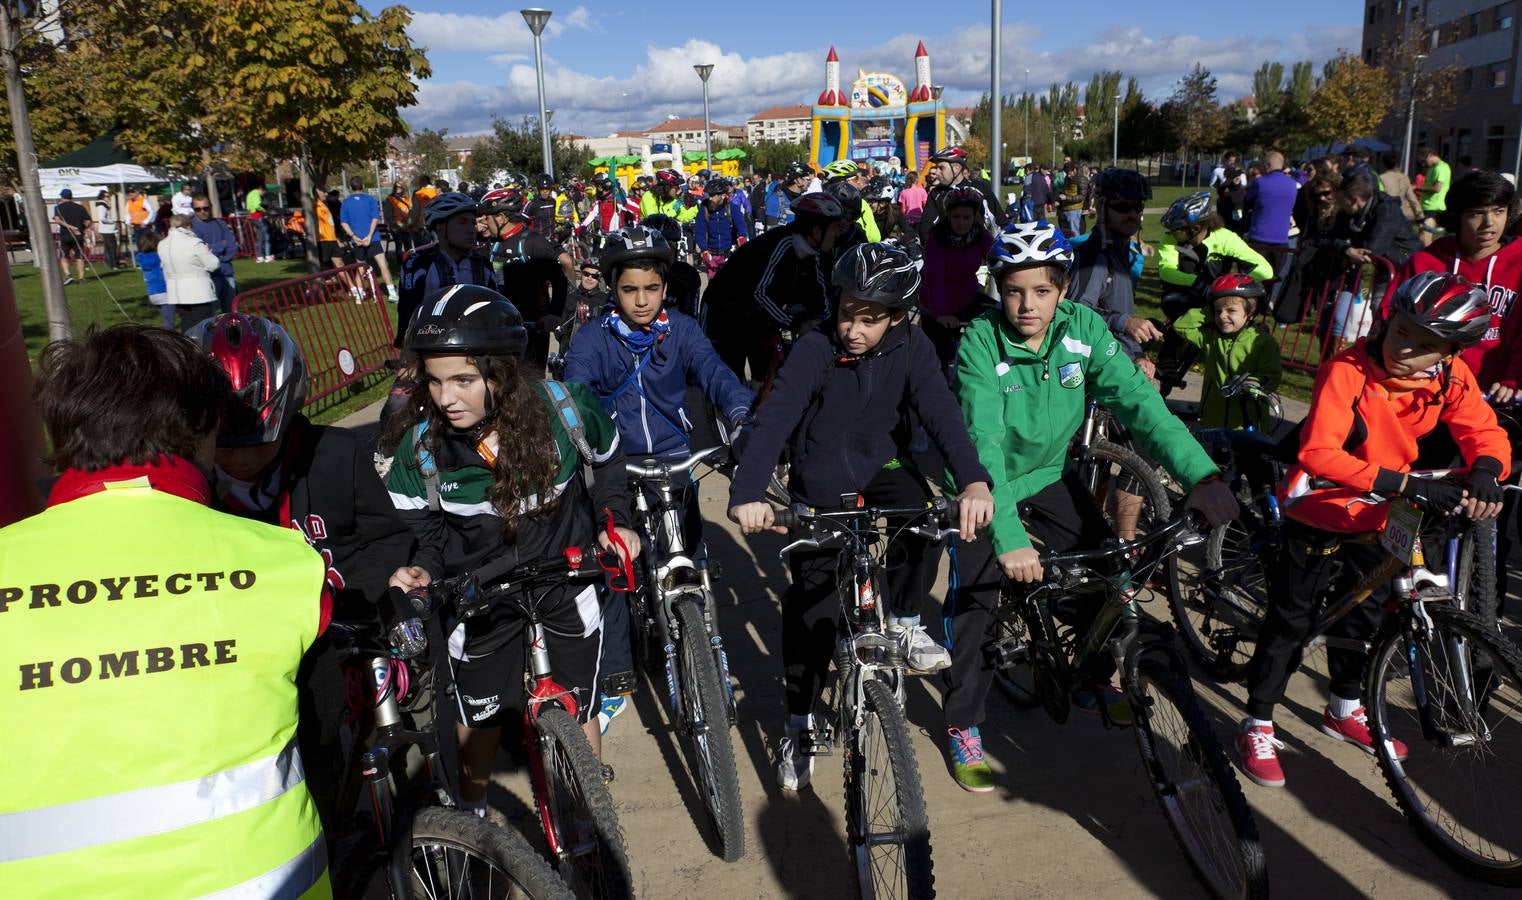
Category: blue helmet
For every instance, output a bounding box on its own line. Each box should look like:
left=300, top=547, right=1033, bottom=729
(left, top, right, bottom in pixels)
left=986, top=221, right=1073, bottom=279
left=1160, top=191, right=1214, bottom=232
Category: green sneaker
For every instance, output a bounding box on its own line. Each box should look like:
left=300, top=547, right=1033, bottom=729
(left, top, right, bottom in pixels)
left=1073, top=683, right=1134, bottom=727
left=947, top=726, right=995, bottom=793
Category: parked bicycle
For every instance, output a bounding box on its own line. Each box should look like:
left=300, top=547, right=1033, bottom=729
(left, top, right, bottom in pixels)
left=989, top=513, right=1269, bottom=900
left=1173, top=468, right=1522, bottom=885
left=625, top=444, right=745, bottom=862
left=422, top=538, right=639, bottom=898
left=325, top=598, right=573, bottom=899
left=770, top=497, right=961, bottom=900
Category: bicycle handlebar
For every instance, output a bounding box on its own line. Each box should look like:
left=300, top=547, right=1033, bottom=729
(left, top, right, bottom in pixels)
left=625, top=443, right=728, bottom=480
left=772, top=498, right=960, bottom=531
left=1037, top=512, right=1203, bottom=572
left=415, top=546, right=605, bottom=621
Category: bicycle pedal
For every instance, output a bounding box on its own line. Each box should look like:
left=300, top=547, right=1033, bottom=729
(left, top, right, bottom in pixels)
left=600, top=764, right=615, bottom=785
left=801, top=726, right=835, bottom=756
left=991, top=635, right=1027, bottom=668
left=602, top=671, right=637, bottom=696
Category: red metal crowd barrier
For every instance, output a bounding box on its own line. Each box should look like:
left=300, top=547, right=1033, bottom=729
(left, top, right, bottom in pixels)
left=232, top=264, right=395, bottom=405
left=225, top=215, right=259, bottom=258
left=1274, top=255, right=1398, bottom=373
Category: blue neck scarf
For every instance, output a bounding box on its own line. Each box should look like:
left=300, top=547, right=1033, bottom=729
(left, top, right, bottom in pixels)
left=608, top=308, right=670, bottom=354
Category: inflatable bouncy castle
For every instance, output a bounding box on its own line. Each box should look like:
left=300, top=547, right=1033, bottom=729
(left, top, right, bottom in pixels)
left=810, top=42, right=948, bottom=174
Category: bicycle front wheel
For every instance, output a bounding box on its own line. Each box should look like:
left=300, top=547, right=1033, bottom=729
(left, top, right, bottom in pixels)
left=1365, top=604, right=1522, bottom=886
left=1131, top=657, right=1268, bottom=900
left=333, top=806, right=574, bottom=900
left=674, top=599, right=746, bottom=862
left=844, top=678, right=935, bottom=900
left=533, top=707, right=636, bottom=898
left=1169, top=512, right=1273, bottom=680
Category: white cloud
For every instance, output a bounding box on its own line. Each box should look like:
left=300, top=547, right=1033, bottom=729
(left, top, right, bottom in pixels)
left=403, top=22, right=1359, bottom=136
left=408, top=6, right=594, bottom=53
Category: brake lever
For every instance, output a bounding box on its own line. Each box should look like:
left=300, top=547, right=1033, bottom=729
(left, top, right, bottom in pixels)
left=779, top=537, right=822, bottom=559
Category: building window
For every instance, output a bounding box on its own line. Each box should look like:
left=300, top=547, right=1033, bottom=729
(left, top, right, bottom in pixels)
left=1463, top=67, right=1475, bottom=90
left=1498, top=2, right=1514, bottom=28
left=1492, top=62, right=1509, bottom=87
left=1470, top=12, right=1482, bottom=35
left=1395, top=0, right=1404, bottom=14
left=1456, top=129, right=1472, bottom=160
left=1410, top=2, right=1420, bottom=20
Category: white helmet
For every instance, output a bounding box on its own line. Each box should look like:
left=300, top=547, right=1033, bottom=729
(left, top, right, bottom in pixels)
left=986, top=221, right=1073, bottom=278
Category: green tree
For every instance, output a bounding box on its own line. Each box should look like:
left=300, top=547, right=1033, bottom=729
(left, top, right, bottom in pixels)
left=1307, top=51, right=1394, bottom=144
left=409, top=128, right=453, bottom=178
left=0, top=8, right=115, bottom=182
left=462, top=116, right=594, bottom=183
left=1252, top=62, right=1285, bottom=114
left=1167, top=64, right=1225, bottom=183
left=1287, top=61, right=1315, bottom=107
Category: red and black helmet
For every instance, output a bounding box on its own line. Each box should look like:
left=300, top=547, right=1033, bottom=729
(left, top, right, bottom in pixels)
left=929, top=146, right=968, bottom=165
left=655, top=169, right=683, bottom=188
left=186, top=313, right=309, bottom=448
left=1385, top=271, right=1492, bottom=347
left=942, top=184, right=986, bottom=212
left=479, top=187, right=525, bottom=218
left=1208, top=273, right=1266, bottom=304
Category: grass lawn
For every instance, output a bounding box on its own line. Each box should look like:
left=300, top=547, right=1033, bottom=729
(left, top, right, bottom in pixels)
left=12, top=256, right=397, bottom=425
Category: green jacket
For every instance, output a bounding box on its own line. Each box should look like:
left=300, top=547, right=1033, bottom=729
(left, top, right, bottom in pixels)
left=1157, top=229, right=1273, bottom=288
left=1172, top=308, right=1283, bottom=430
left=953, top=301, right=1219, bottom=553
left=857, top=204, right=881, bottom=242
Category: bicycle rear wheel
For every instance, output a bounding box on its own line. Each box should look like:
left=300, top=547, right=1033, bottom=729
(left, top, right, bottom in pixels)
left=334, top=806, right=574, bottom=900
left=1131, top=656, right=1268, bottom=900
left=1365, top=604, right=1522, bottom=886
left=1168, top=512, right=1273, bottom=680
left=844, top=677, right=934, bottom=900
left=532, top=707, right=635, bottom=898
left=673, top=599, right=746, bottom=861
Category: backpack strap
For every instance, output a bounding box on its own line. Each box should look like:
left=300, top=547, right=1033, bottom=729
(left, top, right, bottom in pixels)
left=543, top=379, right=597, bottom=465
left=414, top=420, right=441, bottom=512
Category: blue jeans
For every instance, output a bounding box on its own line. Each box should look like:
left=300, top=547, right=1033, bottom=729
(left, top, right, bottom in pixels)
left=211, top=272, right=237, bottom=314
left=252, top=217, right=270, bottom=258
left=1060, top=210, right=1084, bottom=236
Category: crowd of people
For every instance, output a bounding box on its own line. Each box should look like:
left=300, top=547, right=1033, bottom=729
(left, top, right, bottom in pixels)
left=8, top=136, right=1522, bottom=896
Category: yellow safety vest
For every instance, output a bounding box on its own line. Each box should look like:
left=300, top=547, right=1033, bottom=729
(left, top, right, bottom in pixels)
left=0, top=483, right=330, bottom=899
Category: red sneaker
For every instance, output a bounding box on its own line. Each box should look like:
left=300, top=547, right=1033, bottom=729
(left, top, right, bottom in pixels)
left=1234, top=722, right=1286, bottom=788
left=1321, top=706, right=1409, bottom=760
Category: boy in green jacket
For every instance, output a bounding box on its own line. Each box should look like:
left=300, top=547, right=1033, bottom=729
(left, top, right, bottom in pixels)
left=1172, top=274, right=1283, bottom=430
left=942, top=222, right=1239, bottom=793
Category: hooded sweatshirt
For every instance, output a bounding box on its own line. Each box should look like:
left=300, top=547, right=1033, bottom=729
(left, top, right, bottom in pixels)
left=1398, top=235, right=1522, bottom=389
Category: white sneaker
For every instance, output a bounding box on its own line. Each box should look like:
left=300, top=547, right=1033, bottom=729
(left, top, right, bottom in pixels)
left=386, top=284, right=399, bottom=304
left=776, top=717, right=814, bottom=791
left=893, top=623, right=951, bottom=673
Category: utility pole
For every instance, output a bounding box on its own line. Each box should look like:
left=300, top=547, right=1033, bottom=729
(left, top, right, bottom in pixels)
left=1401, top=53, right=1427, bottom=173
left=1111, top=94, right=1120, bottom=168
left=0, top=1, right=69, bottom=340
left=990, top=0, right=1002, bottom=199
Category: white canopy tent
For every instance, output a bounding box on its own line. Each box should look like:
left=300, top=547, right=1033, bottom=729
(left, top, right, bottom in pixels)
left=37, top=163, right=168, bottom=199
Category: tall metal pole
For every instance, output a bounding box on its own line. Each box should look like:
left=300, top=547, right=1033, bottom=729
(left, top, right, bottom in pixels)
left=1111, top=94, right=1120, bottom=168
left=0, top=2, right=69, bottom=339
left=990, top=0, right=1002, bottom=198
left=695, top=64, right=715, bottom=173
left=521, top=9, right=554, bottom=179
left=1023, top=68, right=1030, bottom=162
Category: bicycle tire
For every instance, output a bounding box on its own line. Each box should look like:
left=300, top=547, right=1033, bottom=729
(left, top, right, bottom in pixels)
left=1365, top=604, right=1522, bottom=886
left=1169, top=511, right=1273, bottom=680
left=332, top=806, right=574, bottom=900
left=1456, top=517, right=1499, bottom=630
left=1077, top=441, right=1173, bottom=529
left=533, top=707, right=636, bottom=898
left=1131, top=656, right=1268, bottom=900
left=845, top=678, right=935, bottom=900
left=673, top=599, right=746, bottom=862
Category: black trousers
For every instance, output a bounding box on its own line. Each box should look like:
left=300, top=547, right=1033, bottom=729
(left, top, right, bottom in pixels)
left=782, top=466, right=943, bottom=716
left=941, top=472, right=1114, bottom=730
left=1245, top=520, right=1388, bottom=719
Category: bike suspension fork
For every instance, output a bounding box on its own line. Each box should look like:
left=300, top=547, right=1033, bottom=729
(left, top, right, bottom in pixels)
left=363, top=655, right=401, bottom=841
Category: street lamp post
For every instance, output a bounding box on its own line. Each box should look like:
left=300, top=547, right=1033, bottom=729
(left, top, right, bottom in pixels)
left=694, top=64, right=715, bottom=173
left=1401, top=53, right=1427, bottom=173
left=520, top=8, right=554, bottom=179
left=1023, top=67, right=1030, bottom=162
left=1111, top=94, right=1120, bottom=168
left=990, top=0, right=1003, bottom=200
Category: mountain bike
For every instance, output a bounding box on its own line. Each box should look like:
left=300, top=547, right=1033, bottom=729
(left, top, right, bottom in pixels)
left=625, top=444, right=745, bottom=862
left=988, top=514, right=1269, bottom=900
left=423, top=539, right=639, bottom=898
left=326, top=605, right=573, bottom=899
left=1177, top=469, right=1522, bottom=885
left=772, top=498, right=960, bottom=900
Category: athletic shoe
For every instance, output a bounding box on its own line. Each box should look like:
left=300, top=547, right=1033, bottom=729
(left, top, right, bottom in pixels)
left=1235, top=721, right=1286, bottom=788
left=892, top=623, right=950, bottom=673
left=596, top=693, right=627, bottom=735
left=776, top=716, right=814, bottom=791
left=1320, top=706, right=1408, bottom=760
left=386, top=284, right=399, bottom=304
left=947, top=726, right=995, bottom=793
left=62, top=277, right=74, bottom=285
left=1072, top=682, right=1134, bottom=727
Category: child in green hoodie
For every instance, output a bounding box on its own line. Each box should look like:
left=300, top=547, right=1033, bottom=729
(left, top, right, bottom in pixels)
left=941, top=221, right=1239, bottom=793
left=1172, top=274, right=1283, bottom=430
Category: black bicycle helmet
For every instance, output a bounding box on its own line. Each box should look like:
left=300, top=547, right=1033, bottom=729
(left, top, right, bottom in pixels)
left=784, top=161, right=813, bottom=182
left=789, top=192, right=847, bottom=227
left=865, top=177, right=896, bottom=201
left=1093, top=167, right=1152, bottom=202
left=422, top=192, right=478, bottom=230
left=705, top=178, right=731, bottom=196
left=640, top=213, right=682, bottom=246
left=832, top=241, right=921, bottom=310
left=536, top=173, right=555, bottom=190
left=600, top=224, right=674, bottom=278
left=942, top=184, right=987, bottom=211
left=822, top=179, right=863, bottom=218
left=404, top=285, right=528, bottom=357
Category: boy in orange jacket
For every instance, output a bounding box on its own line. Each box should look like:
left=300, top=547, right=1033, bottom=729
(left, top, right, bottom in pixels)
left=1236, top=271, right=1512, bottom=788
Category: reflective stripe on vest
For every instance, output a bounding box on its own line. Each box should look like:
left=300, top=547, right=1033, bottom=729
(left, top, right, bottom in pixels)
left=0, top=740, right=304, bottom=861
left=201, top=834, right=328, bottom=900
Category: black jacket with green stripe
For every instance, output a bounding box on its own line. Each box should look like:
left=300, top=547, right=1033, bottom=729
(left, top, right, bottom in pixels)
left=386, top=380, right=633, bottom=580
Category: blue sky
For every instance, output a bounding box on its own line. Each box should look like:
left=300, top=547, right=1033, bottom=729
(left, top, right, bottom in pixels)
left=380, top=1, right=1361, bottom=136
